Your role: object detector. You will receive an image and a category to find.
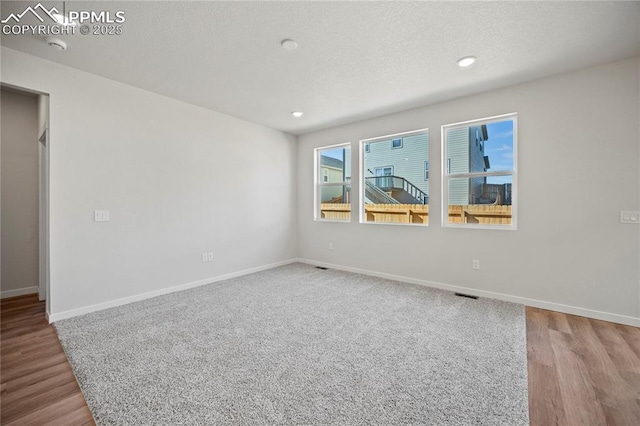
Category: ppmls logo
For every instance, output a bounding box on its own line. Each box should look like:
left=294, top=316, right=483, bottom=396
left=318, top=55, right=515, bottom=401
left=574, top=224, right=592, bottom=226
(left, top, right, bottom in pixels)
left=1, top=3, right=59, bottom=24
left=2, top=3, right=125, bottom=36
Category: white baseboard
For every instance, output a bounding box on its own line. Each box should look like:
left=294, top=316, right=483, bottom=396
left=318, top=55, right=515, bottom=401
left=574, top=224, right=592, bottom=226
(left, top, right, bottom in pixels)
left=48, top=259, right=297, bottom=323
left=47, top=257, right=639, bottom=328
left=296, top=258, right=640, bottom=328
left=1, top=287, right=38, bottom=299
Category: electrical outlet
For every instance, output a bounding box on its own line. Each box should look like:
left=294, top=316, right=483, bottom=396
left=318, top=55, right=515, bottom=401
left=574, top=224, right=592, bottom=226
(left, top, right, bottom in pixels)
left=329, top=242, right=334, bottom=250
left=94, top=210, right=110, bottom=222
left=208, top=252, right=214, bottom=262
left=201, top=253, right=208, bottom=263
left=472, top=259, right=480, bottom=270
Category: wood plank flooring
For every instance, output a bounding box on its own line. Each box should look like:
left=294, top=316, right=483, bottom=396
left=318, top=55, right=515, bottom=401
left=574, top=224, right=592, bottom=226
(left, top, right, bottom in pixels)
left=1, top=295, right=639, bottom=425
left=526, top=307, right=640, bottom=426
left=1, top=295, right=94, bottom=425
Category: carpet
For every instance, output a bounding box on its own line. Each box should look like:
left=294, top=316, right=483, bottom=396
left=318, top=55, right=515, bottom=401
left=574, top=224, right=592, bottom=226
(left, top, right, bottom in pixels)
left=55, top=263, right=529, bottom=425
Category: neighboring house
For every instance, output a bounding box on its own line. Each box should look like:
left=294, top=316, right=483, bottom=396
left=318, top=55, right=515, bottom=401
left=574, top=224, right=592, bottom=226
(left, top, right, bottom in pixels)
left=320, top=155, right=345, bottom=183
left=320, top=155, right=350, bottom=202
left=447, top=125, right=506, bottom=205
left=364, top=133, right=429, bottom=204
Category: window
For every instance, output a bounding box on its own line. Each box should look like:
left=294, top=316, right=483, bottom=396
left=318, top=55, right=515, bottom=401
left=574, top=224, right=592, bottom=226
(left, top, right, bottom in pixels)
left=442, top=113, right=517, bottom=228
left=424, top=161, right=429, bottom=180
left=361, top=129, right=429, bottom=225
left=315, top=144, right=351, bottom=221
left=374, top=166, right=393, bottom=176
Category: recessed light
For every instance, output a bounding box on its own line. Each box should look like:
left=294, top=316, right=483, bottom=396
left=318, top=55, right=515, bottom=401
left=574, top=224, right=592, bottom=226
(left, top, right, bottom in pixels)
left=281, top=39, right=298, bottom=51
left=291, top=111, right=304, bottom=118
left=457, top=56, right=476, bottom=67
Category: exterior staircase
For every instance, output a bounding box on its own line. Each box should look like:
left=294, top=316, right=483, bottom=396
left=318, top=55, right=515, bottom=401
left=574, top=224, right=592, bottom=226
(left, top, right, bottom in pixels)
left=364, top=180, right=399, bottom=204
left=366, top=176, right=428, bottom=204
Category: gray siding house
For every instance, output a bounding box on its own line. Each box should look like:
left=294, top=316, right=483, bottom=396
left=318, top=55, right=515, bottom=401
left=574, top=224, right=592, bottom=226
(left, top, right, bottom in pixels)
left=363, top=132, right=429, bottom=204
left=447, top=125, right=489, bottom=205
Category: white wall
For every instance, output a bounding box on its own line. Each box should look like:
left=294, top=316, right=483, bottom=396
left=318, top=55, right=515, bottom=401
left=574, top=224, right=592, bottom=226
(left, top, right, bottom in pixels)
left=2, top=47, right=637, bottom=326
left=1, top=47, right=298, bottom=319
left=1, top=89, right=40, bottom=298
left=298, top=57, right=640, bottom=326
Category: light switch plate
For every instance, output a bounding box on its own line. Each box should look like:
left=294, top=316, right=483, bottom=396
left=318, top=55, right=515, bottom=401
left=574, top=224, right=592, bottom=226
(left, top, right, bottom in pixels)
left=94, top=210, right=110, bottom=222
left=620, top=211, right=640, bottom=224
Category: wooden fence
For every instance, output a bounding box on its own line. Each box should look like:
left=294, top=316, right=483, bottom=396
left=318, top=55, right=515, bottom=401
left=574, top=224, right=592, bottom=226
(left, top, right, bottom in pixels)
left=447, top=205, right=512, bottom=225
left=320, top=203, right=352, bottom=221
left=320, top=203, right=512, bottom=225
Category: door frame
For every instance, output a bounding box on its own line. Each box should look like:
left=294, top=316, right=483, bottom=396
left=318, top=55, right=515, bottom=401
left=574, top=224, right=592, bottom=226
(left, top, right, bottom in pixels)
left=2, top=83, right=50, bottom=316
left=38, top=126, right=49, bottom=306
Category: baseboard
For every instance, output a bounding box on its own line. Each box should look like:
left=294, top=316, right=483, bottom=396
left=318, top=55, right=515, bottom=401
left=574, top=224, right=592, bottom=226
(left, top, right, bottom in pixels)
left=47, top=257, right=639, bottom=327
left=296, top=258, right=640, bottom=327
left=48, top=259, right=297, bottom=323
left=1, top=287, right=38, bottom=299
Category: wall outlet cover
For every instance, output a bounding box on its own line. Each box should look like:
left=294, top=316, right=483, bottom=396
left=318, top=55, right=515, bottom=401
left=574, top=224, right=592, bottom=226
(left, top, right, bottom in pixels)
left=94, top=210, right=110, bottom=222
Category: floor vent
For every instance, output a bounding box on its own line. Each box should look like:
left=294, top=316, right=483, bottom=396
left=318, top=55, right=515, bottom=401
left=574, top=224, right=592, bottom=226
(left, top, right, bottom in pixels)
left=315, top=266, right=329, bottom=270
left=454, top=292, right=479, bottom=300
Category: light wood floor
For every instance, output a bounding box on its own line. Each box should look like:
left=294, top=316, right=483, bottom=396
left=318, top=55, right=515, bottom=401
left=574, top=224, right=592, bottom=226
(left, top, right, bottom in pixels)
left=526, top=307, right=640, bottom=425
left=1, top=295, right=639, bottom=425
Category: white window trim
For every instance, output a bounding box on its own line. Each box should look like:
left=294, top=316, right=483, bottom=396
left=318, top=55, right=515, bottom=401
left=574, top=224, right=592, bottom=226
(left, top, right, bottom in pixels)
left=374, top=166, right=394, bottom=176
left=359, top=128, right=429, bottom=226
left=441, top=113, right=518, bottom=230
left=314, top=142, right=351, bottom=222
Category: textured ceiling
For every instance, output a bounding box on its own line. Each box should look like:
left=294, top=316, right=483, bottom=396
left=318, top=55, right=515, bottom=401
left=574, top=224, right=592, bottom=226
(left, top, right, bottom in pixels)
left=1, top=1, right=639, bottom=135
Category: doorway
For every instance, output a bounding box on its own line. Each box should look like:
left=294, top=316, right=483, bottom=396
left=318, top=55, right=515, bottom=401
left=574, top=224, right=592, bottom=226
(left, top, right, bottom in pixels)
left=1, top=86, right=50, bottom=315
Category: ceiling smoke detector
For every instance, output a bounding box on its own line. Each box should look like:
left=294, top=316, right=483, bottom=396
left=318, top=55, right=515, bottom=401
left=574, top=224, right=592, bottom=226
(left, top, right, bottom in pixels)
left=52, top=13, right=77, bottom=27
left=45, top=37, right=67, bottom=51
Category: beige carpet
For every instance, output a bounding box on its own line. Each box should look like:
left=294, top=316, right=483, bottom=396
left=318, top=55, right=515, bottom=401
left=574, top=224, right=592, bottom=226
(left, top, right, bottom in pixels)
left=56, top=263, right=529, bottom=425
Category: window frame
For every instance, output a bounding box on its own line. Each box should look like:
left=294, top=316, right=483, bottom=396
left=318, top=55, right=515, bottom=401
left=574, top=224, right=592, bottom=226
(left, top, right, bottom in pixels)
left=374, top=166, right=394, bottom=177
left=359, top=128, right=430, bottom=226
left=314, top=142, right=352, bottom=222
left=441, top=113, right=517, bottom=230
left=391, top=138, right=403, bottom=149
